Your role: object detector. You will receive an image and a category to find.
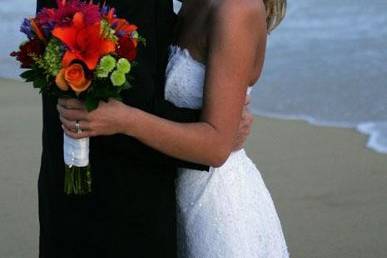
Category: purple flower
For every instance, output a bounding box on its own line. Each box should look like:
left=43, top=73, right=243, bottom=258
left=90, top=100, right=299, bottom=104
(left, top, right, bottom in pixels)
left=20, top=18, right=34, bottom=39
left=100, top=4, right=109, bottom=16
left=116, top=30, right=126, bottom=37
left=41, top=21, right=56, bottom=38
left=111, top=20, right=120, bottom=29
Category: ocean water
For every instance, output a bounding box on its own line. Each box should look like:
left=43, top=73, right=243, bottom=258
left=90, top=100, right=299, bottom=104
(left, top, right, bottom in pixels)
left=251, top=0, right=387, bottom=154
left=0, top=0, right=36, bottom=79
left=1, top=0, right=386, bottom=154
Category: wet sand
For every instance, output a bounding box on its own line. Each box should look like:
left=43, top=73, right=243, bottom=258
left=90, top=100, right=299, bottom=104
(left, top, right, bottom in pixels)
left=1, top=78, right=387, bottom=257
left=0, top=79, right=40, bottom=257
left=245, top=117, right=387, bottom=258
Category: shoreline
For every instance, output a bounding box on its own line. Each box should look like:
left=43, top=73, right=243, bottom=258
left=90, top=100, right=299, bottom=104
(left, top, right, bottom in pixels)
left=250, top=108, right=387, bottom=155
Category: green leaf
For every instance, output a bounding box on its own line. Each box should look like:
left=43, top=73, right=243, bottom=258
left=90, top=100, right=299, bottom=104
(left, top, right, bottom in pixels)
left=20, top=69, right=36, bottom=81
left=33, top=77, right=47, bottom=89
left=85, top=97, right=99, bottom=112
left=138, top=36, right=147, bottom=46
left=123, top=81, right=132, bottom=90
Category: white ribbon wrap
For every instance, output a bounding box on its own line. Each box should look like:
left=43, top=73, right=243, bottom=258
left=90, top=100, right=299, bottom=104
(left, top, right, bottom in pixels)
left=63, top=133, right=89, bottom=168
left=173, top=0, right=182, bottom=14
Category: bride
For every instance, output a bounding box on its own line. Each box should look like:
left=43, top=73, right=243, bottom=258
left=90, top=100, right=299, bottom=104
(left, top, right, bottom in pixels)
left=59, top=0, right=288, bottom=256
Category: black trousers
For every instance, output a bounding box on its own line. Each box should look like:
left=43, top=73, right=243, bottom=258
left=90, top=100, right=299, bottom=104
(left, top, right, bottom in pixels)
left=38, top=151, right=177, bottom=258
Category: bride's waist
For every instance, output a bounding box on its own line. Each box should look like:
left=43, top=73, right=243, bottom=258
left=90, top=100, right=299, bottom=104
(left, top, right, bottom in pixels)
left=178, top=149, right=250, bottom=172
left=214, top=149, right=250, bottom=168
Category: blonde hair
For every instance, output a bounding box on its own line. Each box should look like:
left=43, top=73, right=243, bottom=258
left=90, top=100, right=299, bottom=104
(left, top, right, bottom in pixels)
left=263, top=0, right=287, bottom=32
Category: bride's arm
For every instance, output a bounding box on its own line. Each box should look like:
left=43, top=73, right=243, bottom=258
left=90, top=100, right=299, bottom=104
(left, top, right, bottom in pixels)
left=60, top=0, right=266, bottom=167
left=124, top=2, right=267, bottom=166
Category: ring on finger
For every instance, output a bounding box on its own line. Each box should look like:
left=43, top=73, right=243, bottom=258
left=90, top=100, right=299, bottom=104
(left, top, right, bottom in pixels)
left=75, top=120, right=82, bottom=134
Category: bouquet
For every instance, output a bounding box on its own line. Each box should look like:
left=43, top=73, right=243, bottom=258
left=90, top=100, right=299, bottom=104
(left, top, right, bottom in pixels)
left=11, top=0, right=143, bottom=195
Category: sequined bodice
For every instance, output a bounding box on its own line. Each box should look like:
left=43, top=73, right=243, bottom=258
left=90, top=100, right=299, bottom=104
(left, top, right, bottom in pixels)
left=165, top=46, right=206, bottom=109
left=165, top=46, right=252, bottom=110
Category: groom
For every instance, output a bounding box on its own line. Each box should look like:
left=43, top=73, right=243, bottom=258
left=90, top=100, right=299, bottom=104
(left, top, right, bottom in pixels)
left=36, top=0, right=253, bottom=257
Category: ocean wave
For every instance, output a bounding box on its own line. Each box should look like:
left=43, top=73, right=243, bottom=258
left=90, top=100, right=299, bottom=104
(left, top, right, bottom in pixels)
left=357, top=122, right=387, bottom=154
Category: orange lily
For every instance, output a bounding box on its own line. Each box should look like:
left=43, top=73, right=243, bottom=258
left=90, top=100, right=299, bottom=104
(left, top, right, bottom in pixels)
left=52, top=12, right=116, bottom=70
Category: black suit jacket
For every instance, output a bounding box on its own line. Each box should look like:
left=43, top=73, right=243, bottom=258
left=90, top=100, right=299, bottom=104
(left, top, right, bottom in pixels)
left=36, top=1, right=208, bottom=257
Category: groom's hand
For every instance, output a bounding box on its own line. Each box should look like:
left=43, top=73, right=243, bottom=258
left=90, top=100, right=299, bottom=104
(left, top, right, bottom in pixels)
left=233, top=96, right=254, bottom=151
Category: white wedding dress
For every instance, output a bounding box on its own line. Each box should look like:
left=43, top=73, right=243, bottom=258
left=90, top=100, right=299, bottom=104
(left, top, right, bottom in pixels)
left=165, top=46, right=289, bottom=258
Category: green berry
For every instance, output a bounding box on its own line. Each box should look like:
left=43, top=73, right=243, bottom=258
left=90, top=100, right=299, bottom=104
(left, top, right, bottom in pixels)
left=116, top=58, right=131, bottom=74
left=131, top=31, right=139, bottom=39
left=96, top=70, right=109, bottom=78
left=99, top=55, right=116, bottom=73
left=110, top=70, right=126, bottom=87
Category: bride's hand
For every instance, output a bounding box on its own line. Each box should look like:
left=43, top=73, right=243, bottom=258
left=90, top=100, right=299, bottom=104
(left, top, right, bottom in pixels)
left=232, top=95, right=254, bottom=151
left=57, top=98, right=129, bottom=139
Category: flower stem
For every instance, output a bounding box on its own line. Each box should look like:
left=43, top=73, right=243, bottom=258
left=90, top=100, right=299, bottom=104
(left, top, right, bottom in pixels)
left=64, top=165, right=92, bottom=195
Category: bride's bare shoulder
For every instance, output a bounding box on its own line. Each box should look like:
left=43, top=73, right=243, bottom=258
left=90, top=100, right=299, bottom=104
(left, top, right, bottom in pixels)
left=211, top=0, right=266, bottom=19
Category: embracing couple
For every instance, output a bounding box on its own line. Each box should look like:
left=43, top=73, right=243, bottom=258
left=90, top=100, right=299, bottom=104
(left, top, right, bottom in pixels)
left=37, top=0, right=288, bottom=257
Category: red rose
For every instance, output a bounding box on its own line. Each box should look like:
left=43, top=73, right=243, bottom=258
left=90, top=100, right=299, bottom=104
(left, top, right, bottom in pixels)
left=117, top=37, right=138, bottom=61
left=11, top=38, right=45, bottom=68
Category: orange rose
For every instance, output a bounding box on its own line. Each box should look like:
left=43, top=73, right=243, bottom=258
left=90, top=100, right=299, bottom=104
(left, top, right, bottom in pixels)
left=55, top=68, right=69, bottom=91
left=55, top=63, right=91, bottom=94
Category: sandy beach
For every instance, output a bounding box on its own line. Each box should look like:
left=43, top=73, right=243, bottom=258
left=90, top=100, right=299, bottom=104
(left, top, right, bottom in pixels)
left=1, top=78, right=387, bottom=258
left=0, top=79, right=41, bottom=257
left=245, top=116, right=387, bottom=258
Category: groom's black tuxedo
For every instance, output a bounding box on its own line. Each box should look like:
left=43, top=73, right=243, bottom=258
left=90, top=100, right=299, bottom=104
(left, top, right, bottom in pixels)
left=36, top=1, right=207, bottom=257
